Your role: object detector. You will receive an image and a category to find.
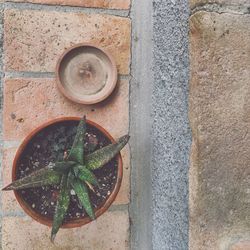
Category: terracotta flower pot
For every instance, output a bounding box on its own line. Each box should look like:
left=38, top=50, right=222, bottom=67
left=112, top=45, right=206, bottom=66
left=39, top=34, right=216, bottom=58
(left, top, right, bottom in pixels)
left=56, top=43, right=118, bottom=105
left=12, top=117, right=123, bottom=228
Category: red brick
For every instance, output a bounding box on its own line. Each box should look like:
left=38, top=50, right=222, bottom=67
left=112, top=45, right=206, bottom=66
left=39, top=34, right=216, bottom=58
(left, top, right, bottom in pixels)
left=2, top=147, right=22, bottom=214
left=3, top=78, right=129, bottom=141
left=11, top=0, right=130, bottom=9
left=2, top=210, right=129, bottom=249
left=4, top=9, right=131, bottom=74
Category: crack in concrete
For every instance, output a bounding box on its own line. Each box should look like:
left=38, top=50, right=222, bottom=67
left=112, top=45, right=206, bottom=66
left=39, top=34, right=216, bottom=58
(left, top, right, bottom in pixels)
left=191, top=3, right=250, bottom=16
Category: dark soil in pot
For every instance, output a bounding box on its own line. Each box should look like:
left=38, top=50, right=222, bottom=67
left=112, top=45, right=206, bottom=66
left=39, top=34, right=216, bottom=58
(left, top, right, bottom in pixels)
left=15, top=120, right=118, bottom=222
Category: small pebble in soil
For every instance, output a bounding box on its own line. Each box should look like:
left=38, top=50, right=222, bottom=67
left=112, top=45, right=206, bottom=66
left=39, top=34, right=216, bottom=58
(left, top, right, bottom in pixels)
left=70, top=189, right=76, bottom=195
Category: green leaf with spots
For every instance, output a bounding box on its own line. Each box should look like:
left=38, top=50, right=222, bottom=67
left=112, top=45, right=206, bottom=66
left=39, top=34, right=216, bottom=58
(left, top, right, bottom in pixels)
left=2, top=167, right=62, bottom=191
left=71, top=179, right=95, bottom=220
left=52, top=161, right=76, bottom=173
left=67, top=116, right=86, bottom=165
left=67, top=170, right=75, bottom=189
left=85, top=135, right=129, bottom=170
left=51, top=174, right=70, bottom=243
left=75, top=165, right=99, bottom=187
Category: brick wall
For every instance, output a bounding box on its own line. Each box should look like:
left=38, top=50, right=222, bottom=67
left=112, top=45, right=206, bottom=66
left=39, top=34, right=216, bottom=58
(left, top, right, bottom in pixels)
left=1, top=1, right=131, bottom=249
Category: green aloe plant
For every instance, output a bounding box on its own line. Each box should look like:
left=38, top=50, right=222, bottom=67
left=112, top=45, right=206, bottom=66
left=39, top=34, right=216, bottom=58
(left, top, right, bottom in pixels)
left=2, top=116, right=129, bottom=242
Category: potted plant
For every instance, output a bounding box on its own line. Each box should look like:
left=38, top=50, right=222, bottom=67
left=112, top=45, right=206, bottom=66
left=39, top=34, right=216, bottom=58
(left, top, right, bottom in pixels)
left=3, top=116, right=129, bottom=242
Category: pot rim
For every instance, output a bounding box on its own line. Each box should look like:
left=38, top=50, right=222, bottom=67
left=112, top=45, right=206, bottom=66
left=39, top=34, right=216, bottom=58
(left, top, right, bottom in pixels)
left=12, top=117, right=123, bottom=228
left=56, top=43, right=118, bottom=105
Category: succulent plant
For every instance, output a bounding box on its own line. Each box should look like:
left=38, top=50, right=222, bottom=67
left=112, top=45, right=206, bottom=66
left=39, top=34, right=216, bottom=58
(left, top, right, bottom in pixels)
left=2, top=116, right=129, bottom=242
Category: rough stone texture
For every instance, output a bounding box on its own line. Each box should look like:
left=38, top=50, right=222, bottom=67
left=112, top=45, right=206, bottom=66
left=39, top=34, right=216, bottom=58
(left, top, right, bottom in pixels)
left=3, top=78, right=130, bottom=205
left=2, top=210, right=129, bottom=250
left=189, top=11, right=250, bottom=249
left=190, top=0, right=250, bottom=8
left=4, top=9, right=131, bottom=74
left=152, top=0, right=190, bottom=249
left=10, top=0, right=130, bottom=9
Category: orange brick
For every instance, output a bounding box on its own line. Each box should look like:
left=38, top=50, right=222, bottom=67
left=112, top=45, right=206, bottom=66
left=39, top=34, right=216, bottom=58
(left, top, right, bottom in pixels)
left=2, top=210, right=129, bottom=250
left=3, top=78, right=129, bottom=141
left=114, top=145, right=130, bottom=205
left=2, top=147, right=22, bottom=214
left=4, top=9, right=131, bottom=74
left=10, top=0, right=130, bottom=9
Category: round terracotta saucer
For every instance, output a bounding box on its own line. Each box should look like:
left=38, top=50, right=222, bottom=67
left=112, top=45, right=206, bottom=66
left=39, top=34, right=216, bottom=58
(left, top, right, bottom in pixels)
left=56, top=44, right=117, bottom=105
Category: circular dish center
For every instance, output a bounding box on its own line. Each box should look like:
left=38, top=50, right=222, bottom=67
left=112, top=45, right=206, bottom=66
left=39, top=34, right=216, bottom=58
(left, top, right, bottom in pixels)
left=62, top=51, right=108, bottom=96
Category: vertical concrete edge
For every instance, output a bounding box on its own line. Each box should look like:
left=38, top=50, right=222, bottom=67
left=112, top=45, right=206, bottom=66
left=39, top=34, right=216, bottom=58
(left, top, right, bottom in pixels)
left=129, top=0, right=153, bottom=249
left=152, top=1, right=190, bottom=249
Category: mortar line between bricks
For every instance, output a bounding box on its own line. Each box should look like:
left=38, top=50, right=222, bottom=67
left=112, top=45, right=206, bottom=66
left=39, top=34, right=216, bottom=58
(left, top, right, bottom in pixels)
left=191, top=3, right=250, bottom=16
left=4, top=1, right=130, bottom=17
left=3, top=141, right=21, bottom=148
left=4, top=71, right=131, bottom=80
left=2, top=211, right=26, bottom=218
left=108, top=204, right=128, bottom=212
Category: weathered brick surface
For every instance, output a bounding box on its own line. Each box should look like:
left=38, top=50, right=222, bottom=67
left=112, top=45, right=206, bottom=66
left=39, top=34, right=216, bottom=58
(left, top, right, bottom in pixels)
left=3, top=78, right=130, bottom=205
left=11, top=0, right=130, bottom=9
left=3, top=78, right=129, bottom=140
left=2, top=147, right=21, bottom=214
left=190, top=0, right=250, bottom=8
left=2, top=210, right=129, bottom=250
left=189, top=11, right=250, bottom=249
left=4, top=9, right=131, bottom=74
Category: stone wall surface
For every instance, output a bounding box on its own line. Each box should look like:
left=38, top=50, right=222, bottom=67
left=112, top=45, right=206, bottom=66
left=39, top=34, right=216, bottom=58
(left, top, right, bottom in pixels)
left=189, top=7, right=250, bottom=250
left=190, top=0, right=250, bottom=8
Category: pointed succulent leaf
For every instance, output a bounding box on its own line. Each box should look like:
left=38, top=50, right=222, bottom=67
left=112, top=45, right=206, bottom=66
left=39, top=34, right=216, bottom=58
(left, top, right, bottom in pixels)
left=70, top=179, right=95, bottom=220
left=2, top=167, right=61, bottom=191
left=51, top=174, right=70, bottom=243
left=67, top=116, right=86, bottom=164
left=52, top=161, right=76, bottom=173
left=85, top=135, right=129, bottom=170
left=75, top=165, right=99, bottom=187
left=67, top=170, right=75, bottom=189
left=73, top=166, right=79, bottom=177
